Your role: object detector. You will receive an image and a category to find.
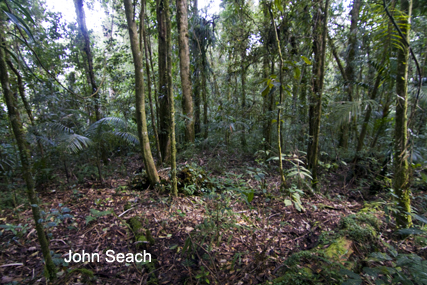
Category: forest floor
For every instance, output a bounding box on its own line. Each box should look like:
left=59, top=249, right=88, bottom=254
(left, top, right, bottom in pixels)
left=0, top=149, right=426, bottom=284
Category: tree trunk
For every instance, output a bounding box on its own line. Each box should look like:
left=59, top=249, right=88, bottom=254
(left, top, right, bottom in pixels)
left=6, top=59, right=45, bottom=157
left=0, top=32, right=56, bottom=280
left=141, top=0, right=162, bottom=162
left=268, top=7, right=286, bottom=187
left=194, top=74, right=201, bottom=135
left=307, top=0, right=329, bottom=190
left=202, top=55, right=208, bottom=139
left=338, top=0, right=361, bottom=149
left=355, top=58, right=385, bottom=153
left=241, top=51, right=247, bottom=147
left=176, top=0, right=195, bottom=143
left=73, top=0, right=101, bottom=121
left=393, top=0, right=412, bottom=228
left=157, top=0, right=171, bottom=162
left=123, top=0, right=159, bottom=186
left=167, top=0, right=177, bottom=196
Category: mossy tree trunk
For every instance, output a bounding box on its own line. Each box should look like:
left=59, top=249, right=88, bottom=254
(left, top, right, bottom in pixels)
left=307, top=0, right=329, bottom=190
left=0, top=31, right=56, bottom=280
left=6, top=59, right=45, bottom=157
left=123, top=0, right=159, bottom=186
left=157, top=0, right=171, bottom=162
left=393, top=0, right=412, bottom=228
left=241, top=50, right=247, bottom=147
left=141, top=0, right=162, bottom=162
left=167, top=0, right=177, bottom=196
left=201, top=55, right=208, bottom=139
left=73, top=0, right=100, bottom=122
left=268, top=6, right=286, bottom=187
left=176, top=0, right=195, bottom=143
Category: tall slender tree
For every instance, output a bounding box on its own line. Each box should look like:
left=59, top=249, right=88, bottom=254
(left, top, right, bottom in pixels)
left=157, top=0, right=172, bottom=162
left=0, top=18, right=56, bottom=280
left=176, top=0, right=195, bottom=143
left=393, top=0, right=412, bottom=228
left=307, top=0, right=329, bottom=189
left=141, top=0, right=162, bottom=162
left=123, top=0, right=159, bottom=186
left=73, top=0, right=101, bottom=121
left=338, top=0, right=361, bottom=149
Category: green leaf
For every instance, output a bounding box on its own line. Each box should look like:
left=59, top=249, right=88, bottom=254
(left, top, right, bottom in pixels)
left=10, top=0, right=35, bottom=25
left=301, top=56, right=312, bottom=65
left=3, top=46, right=20, bottom=64
left=284, top=199, right=292, bottom=207
left=261, top=85, right=270, bottom=97
left=294, top=66, right=301, bottom=79
left=274, top=0, right=283, bottom=12
left=243, top=189, right=254, bottom=203
left=4, top=11, right=35, bottom=42
left=413, top=214, right=427, bottom=225
left=397, top=228, right=425, bottom=235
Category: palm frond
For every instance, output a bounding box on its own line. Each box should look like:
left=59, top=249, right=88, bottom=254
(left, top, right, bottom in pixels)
left=329, top=100, right=379, bottom=127
left=58, top=134, right=92, bottom=154
left=85, top=117, right=127, bottom=138
left=38, top=122, right=74, bottom=134
left=367, top=4, right=409, bottom=53
left=113, top=132, right=140, bottom=146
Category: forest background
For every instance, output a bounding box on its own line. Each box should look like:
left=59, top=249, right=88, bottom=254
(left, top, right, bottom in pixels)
left=0, top=0, right=427, bottom=283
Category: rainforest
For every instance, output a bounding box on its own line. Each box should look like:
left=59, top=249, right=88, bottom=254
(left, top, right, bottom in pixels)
left=0, top=0, right=427, bottom=283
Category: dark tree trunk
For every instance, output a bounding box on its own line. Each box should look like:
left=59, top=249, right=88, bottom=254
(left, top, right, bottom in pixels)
left=176, top=0, right=195, bottom=143
left=157, top=0, right=171, bottom=162
left=0, top=30, right=56, bottom=280
left=307, top=0, right=329, bottom=190
left=73, top=0, right=101, bottom=121
left=338, top=0, right=361, bottom=149
left=393, top=0, right=412, bottom=228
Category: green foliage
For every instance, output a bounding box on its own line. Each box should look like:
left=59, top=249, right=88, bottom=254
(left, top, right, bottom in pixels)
left=338, top=213, right=380, bottom=244
left=39, top=205, right=74, bottom=230
left=0, top=223, right=29, bottom=239
left=176, top=164, right=213, bottom=195
left=85, top=208, right=113, bottom=224
left=269, top=251, right=346, bottom=285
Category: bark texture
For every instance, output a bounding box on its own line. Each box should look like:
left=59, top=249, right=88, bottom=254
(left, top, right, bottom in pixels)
left=0, top=31, right=56, bottom=280
left=176, top=0, right=195, bottom=143
left=157, top=0, right=171, bottom=162
left=123, top=0, right=159, bottom=186
left=393, top=0, right=412, bottom=228
left=307, top=0, right=329, bottom=189
left=338, top=0, right=361, bottom=149
left=73, top=0, right=101, bottom=121
left=141, top=0, right=162, bottom=162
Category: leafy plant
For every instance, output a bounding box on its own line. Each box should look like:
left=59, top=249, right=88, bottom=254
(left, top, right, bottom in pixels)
left=39, top=205, right=74, bottom=231
left=0, top=223, right=29, bottom=239
left=85, top=208, right=113, bottom=224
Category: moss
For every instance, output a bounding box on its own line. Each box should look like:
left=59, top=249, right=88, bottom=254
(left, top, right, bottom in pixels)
left=338, top=213, right=379, bottom=244
left=322, top=237, right=353, bottom=264
left=269, top=250, right=345, bottom=285
left=128, top=217, right=155, bottom=250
